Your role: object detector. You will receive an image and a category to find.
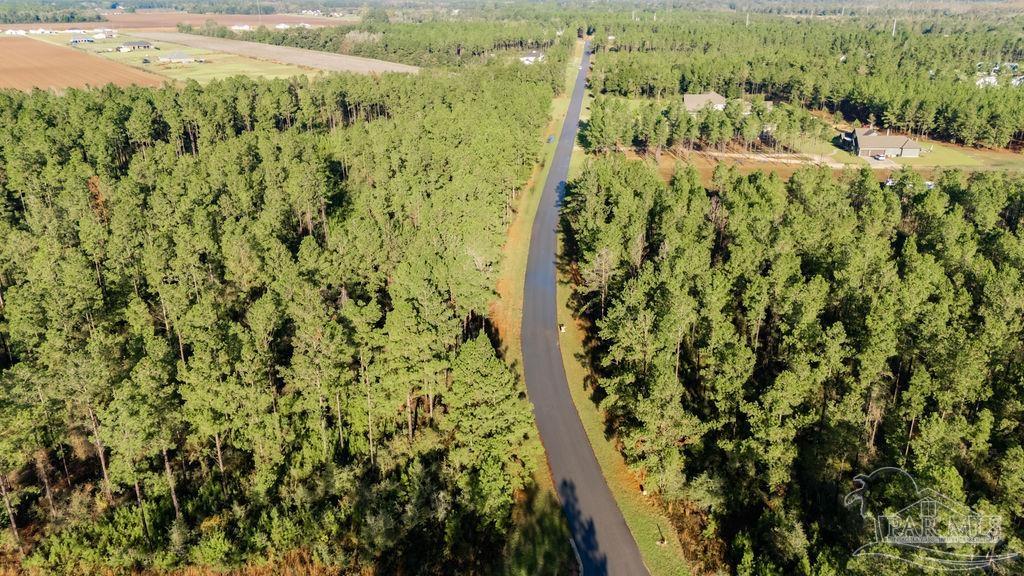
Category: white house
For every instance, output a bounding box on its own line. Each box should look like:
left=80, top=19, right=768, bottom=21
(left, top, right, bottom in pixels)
left=275, top=23, right=291, bottom=30
left=230, top=24, right=252, bottom=32
left=976, top=75, right=998, bottom=87
left=519, top=50, right=545, bottom=65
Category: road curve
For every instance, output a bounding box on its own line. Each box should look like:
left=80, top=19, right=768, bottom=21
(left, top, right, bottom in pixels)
left=522, top=43, right=649, bottom=576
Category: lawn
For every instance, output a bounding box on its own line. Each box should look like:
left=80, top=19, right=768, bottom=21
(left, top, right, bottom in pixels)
left=895, top=140, right=983, bottom=168
left=791, top=133, right=866, bottom=165
left=37, top=32, right=315, bottom=83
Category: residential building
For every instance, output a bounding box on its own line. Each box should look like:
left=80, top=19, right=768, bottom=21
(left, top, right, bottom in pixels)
left=683, top=91, right=727, bottom=113
left=519, top=50, right=545, bottom=65
left=118, top=40, right=152, bottom=52
left=852, top=127, right=922, bottom=158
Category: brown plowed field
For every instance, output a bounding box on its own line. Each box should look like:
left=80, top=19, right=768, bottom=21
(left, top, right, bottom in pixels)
left=0, top=37, right=164, bottom=91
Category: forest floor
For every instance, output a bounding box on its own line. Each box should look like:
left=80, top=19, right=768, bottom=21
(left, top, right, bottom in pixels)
left=491, top=39, right=586, bottom=574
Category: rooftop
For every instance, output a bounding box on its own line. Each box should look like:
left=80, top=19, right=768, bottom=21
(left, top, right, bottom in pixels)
left=854, top=127, right=921, bottom=149
left=683, top=91, right=727, bottom=112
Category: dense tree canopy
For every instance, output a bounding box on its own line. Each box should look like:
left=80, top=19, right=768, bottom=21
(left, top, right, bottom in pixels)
left=0, top=58, right=559, bottom=573
left=563, top=155, right=1024, bottom=574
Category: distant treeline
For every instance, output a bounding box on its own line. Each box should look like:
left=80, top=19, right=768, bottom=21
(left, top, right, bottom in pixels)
left=182, top=20, right=570, bottom=68
left=0, top=4, right=101, bottom=24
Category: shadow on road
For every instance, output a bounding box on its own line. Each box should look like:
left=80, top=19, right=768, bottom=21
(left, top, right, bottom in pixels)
left=560, top=479, right=609, bottom=576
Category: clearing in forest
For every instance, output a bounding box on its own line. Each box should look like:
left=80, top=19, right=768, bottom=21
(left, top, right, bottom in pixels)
left=132, top=31, right=419, bottom=74
left=0, top=37, right=163, bottom=91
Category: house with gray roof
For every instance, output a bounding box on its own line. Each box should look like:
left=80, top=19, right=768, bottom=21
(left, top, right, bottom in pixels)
left=683, top=91, right=727, bottom=113
left=852, top=127, right=922, bottom=158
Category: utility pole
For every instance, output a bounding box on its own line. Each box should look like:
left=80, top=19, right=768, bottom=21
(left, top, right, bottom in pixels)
left=892, top=16, right=897, bottom=37
left=746, top=11, right=750, bottom=27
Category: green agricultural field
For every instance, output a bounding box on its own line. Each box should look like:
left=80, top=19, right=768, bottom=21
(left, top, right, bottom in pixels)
left=37, top=33, right=315, bottom=83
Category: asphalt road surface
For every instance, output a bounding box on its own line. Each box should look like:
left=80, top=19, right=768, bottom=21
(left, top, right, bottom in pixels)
left=521, top=43, right=649, bottom=576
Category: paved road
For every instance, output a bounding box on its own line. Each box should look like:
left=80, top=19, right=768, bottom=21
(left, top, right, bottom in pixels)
left=522, top=43, right=649, bottom=576
left=132, top=32, right=419, bottom=74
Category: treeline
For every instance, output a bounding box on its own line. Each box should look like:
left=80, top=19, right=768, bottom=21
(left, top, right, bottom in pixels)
left=587, top=12, right=1024, bottom=148
left=182, top=20, right=571, bottom=68
left=0, top=65, right=557, bottom=573
left=583, top=96, right=831, bottom=155
left=563, top=155, right=1024, bottom=573
left=0, top=3, right=100, bottom=24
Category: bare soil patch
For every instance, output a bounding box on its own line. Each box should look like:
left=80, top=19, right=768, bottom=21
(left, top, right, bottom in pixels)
left=0, top=37, right=163, bottom=91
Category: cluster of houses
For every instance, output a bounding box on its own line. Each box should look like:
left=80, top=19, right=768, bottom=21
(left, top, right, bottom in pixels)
left=684, top=91, right=924, bottom=159
left=3, top=27, right=116, bottom=39
left=229, top=22, right=313, bottom=32
left=974, top=62, right=1024, bottom=87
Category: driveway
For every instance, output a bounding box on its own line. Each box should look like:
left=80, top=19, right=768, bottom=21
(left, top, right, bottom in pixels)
left=521, top=42, right=649, bottom=576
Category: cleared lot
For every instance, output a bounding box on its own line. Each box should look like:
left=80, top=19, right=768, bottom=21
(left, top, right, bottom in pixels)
left=130, top=31, right=419, bottom=74
left=0, top=37, right=163, bottom=91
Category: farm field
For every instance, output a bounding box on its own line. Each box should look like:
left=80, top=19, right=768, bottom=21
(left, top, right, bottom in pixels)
left=37, top=33, right=315, bottom=83
left=0, top=36, right=163, bottom=91
left=0, top=10, right=352, bottom=31
left=134, top=32, right=419, bottom=74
